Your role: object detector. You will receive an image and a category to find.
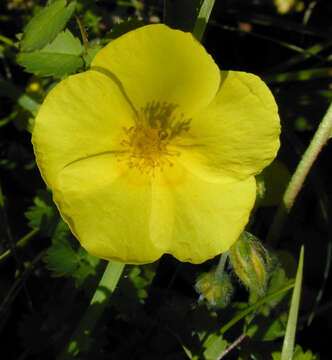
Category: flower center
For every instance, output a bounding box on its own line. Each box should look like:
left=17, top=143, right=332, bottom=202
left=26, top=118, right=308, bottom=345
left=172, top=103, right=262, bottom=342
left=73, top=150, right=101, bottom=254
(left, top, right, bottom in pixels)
left=118, top=101, right=191, bottom=174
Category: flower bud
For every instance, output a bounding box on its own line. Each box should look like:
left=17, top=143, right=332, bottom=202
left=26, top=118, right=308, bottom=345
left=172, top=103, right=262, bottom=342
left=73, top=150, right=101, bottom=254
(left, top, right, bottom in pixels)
left=229, top=232, right=271, bottom=297
left=195, top=268, right=233, bottom=308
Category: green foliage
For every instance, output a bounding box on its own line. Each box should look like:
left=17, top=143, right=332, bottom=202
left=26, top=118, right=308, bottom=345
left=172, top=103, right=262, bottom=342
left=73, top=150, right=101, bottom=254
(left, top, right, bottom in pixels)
left=272, top=345, right=319, bottom=360
left=202, top=333, right=228, bottom=360
left=25, top=189, right=59, bottom=236
left=20, top=0, right=76, bottom=51
left=1, top=0, right=330, bottom=359
left=24, top=189, right=99, bottom=287
left=18, top=30, right=84, bottom=77
left=44, top=225, right=100, bottom=287
left=245, top=267, right=294, bottom=341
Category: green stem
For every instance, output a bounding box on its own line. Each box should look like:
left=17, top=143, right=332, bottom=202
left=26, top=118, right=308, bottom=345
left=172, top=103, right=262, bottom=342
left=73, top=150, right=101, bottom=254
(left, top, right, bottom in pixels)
left=214, top=252, right=228, bottom=280
left=75, top=13, right=89, bottom=52
left=219, top=282, right=294, bottom=335
left=57, top=261, right=125, bottom=360
left=192, top=0, right=216, bottom=42
left=267, top=102, right=332, bottom=246
left=0, top=34, right=18, bottom=48
left=0, top=229, right=39, bottom=262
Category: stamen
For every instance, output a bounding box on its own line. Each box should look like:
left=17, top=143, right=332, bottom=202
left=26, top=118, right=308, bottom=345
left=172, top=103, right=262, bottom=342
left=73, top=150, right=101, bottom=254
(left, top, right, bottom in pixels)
left=117, top=101, right=191, bottom=174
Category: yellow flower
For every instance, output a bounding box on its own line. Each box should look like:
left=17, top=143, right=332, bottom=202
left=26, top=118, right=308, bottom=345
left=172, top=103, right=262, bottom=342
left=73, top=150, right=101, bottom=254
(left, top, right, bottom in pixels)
left=32, top=24, right=280, bottom=265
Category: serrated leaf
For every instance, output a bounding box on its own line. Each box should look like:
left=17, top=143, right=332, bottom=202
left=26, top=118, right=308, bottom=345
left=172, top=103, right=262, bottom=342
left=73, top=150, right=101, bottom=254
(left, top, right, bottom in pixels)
left=42, top=30, right=83, bottom=56
left=25, top=189, right=59, bottom=236
left=44, top=225, right=99, bottom=287
left=20, top=0, right=76, bottom=51
left=18, top=30, right=84, bottom=77
left=44, top=239, right=78, bottom=277
left=52, top=218, right=71, bottom=243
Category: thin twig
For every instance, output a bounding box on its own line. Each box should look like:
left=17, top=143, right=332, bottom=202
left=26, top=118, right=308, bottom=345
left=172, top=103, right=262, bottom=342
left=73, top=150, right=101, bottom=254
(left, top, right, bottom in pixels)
left=217, top=333, right=247, bottom=360
left=75, top=13, right=89, bottom=52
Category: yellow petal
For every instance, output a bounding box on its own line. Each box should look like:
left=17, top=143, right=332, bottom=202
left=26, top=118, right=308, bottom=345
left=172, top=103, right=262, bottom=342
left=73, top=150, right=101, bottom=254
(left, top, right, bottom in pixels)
left=150, top=162, right=257, bottom=264
left=54, top=152, right=255, bottom=265
left=54, top=154, right=165, bottom=265
left=178, top=71, right=280, bottom=180
left=32, top=70, right=135, bottom=188
left=91, top=24, right=220, bottom=116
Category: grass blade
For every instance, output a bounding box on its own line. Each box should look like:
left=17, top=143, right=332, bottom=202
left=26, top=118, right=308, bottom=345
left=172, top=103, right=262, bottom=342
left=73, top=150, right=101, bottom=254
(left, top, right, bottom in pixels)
left=192, top=0, right=216, bottom=42
left=281, top=246, right=304, bottom=360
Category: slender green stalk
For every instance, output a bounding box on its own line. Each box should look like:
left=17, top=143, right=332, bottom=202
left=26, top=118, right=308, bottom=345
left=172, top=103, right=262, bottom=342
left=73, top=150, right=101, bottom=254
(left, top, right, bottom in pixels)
left=57, top=261, right=125, bottom=360
left=0, top=229, right=39, bottom=262
left=75, top=13, right=89, bottom=52
left=192, top=0, right=216, bottom=42
left=267, top=102, right=332, bottom=246
left=214, top=251, right=228, bottom=280
left=281, top=246, right=304, bottom=360
left=219, top=282, right=294, bottom=335
left=0, top=34, right=18, bottom=48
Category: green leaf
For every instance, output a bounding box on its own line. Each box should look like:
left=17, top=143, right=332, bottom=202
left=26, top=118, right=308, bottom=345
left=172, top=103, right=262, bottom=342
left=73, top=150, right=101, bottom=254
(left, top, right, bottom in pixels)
left=25, top=189, right=59, bottom=236
left=203, top=333, right=228, bottom=360
left=44, top=237, right=78, bottom=277
left=18, top=30, right=84, bottom=77
left=43, top=29, right=83, bottom=56
left=20, top=0, right=76, bottom=51
left=44, top=220, right=100, bottom=286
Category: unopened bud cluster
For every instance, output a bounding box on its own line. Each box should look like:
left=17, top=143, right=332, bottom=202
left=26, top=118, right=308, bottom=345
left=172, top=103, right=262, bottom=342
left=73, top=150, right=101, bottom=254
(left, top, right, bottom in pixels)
left=195, top=267, right=233, bottom=308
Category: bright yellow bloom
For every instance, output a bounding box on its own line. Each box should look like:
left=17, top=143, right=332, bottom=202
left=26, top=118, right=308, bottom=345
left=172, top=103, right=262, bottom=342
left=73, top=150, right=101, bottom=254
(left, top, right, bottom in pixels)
left=32, top=24, right=280, bottom=264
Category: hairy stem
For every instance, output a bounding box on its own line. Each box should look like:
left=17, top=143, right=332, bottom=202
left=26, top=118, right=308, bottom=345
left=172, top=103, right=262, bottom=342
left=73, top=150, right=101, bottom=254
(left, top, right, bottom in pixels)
left=267, top=102, right=332, bottom=246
